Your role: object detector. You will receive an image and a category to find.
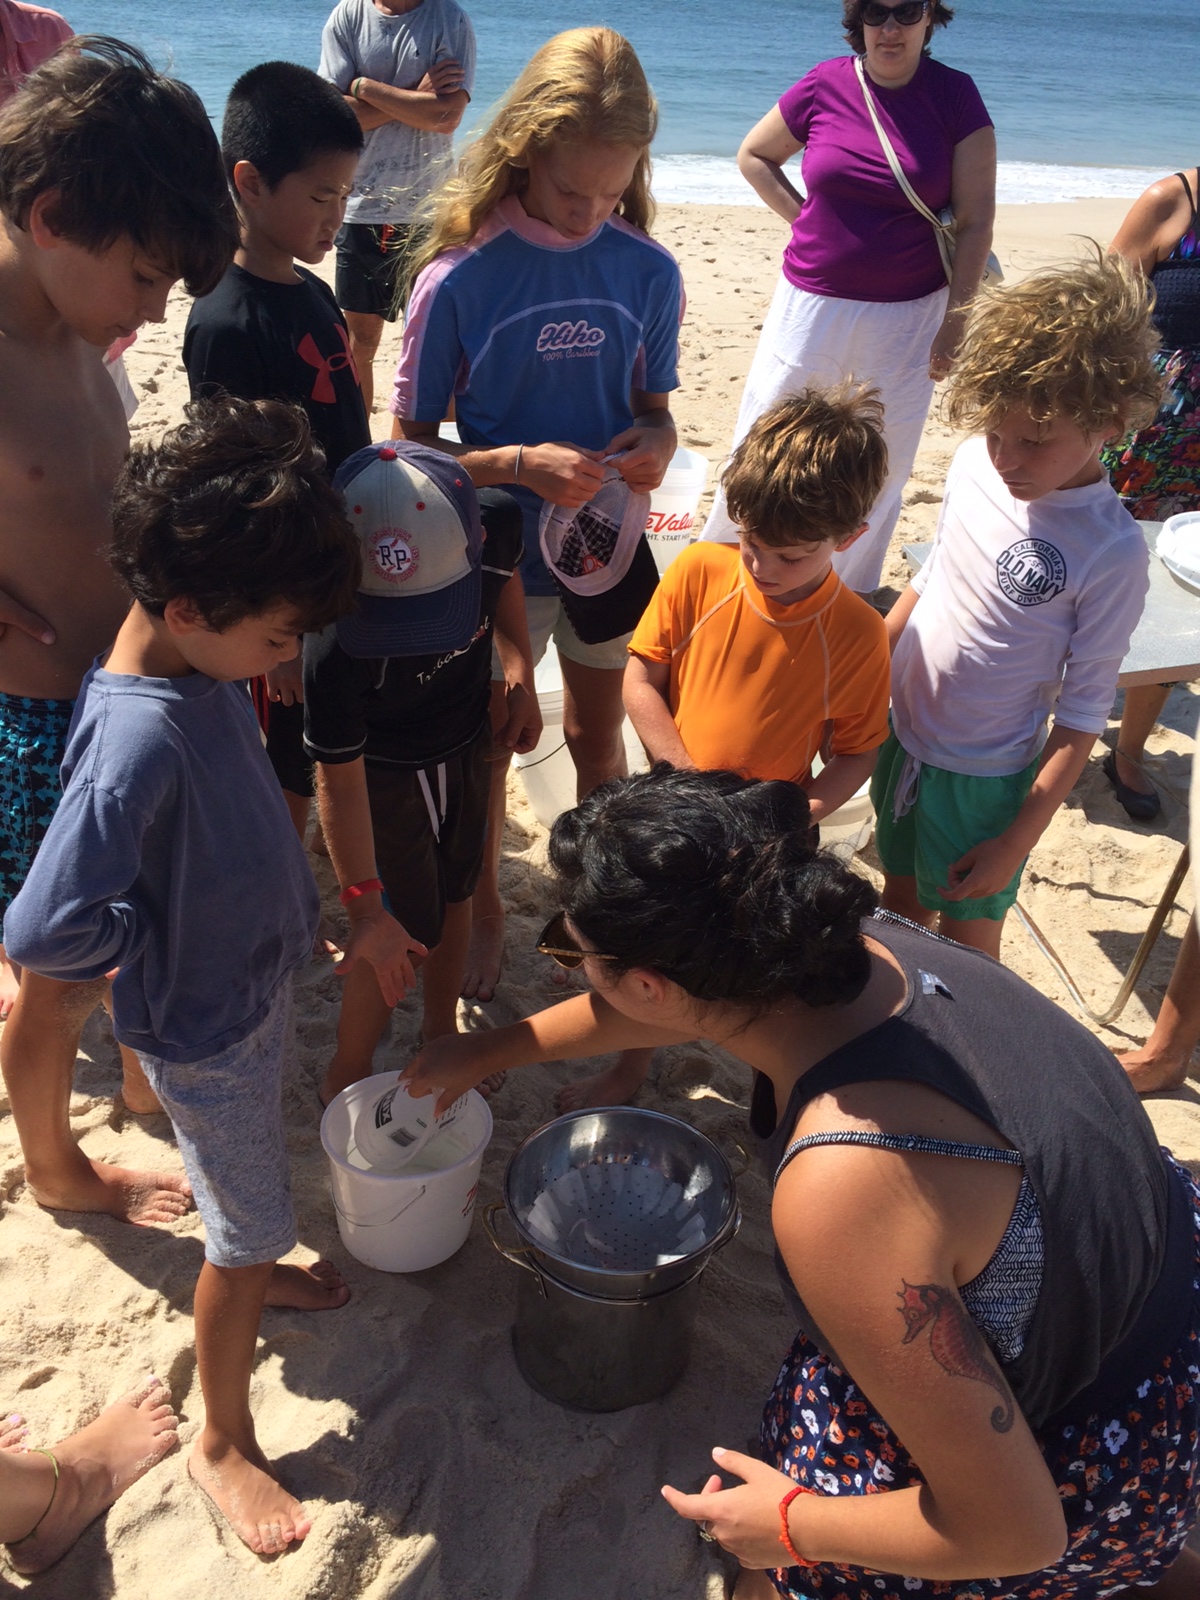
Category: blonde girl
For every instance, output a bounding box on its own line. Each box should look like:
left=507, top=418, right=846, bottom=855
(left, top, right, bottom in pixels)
left=390, top=27, right=683, bottom=1015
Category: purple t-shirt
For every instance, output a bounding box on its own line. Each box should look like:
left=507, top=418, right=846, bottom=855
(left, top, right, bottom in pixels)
left=779, top=54, right=991, bottom=303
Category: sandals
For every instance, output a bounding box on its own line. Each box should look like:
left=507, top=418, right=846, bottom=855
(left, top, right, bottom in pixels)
left=1102, top=750, right=1161, bottom=822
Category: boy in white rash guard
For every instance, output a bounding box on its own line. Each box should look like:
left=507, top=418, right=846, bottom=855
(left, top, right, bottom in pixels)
left=876, top=254, right=1162, bottom=959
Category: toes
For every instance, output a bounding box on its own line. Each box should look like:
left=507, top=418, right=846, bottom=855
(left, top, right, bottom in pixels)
left=308, top=1259, right=345, bottom=1286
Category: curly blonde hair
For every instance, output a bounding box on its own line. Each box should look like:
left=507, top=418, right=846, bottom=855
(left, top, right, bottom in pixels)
left=722, top=383, right=888, bottom=546
left=410, top=27, right=657, bottom=282
left=945, top=250, right=1164, bottom=436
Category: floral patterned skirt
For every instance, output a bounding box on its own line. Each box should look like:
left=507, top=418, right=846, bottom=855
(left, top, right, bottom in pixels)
left=1100, top=346, right=1200, bottom=521
left=760, top=1159, right=1200, bottom=1599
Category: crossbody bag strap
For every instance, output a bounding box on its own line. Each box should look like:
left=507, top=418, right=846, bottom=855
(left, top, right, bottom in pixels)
left=854, top=54, right=945, bottom=231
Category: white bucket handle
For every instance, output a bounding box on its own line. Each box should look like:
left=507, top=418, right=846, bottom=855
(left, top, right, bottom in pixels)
left=329, top=1181, right=427, bottom=1229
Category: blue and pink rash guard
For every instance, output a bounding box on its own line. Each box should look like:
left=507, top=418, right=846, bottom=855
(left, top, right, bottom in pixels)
left=389, top=194, right=685, bottom=596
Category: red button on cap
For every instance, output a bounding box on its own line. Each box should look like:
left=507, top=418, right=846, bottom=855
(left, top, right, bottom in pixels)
left=378, top=447, right=397, bottom=461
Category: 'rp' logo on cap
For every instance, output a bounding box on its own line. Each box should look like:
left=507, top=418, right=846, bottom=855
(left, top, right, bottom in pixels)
left=370, top=527, right=420, bottom=585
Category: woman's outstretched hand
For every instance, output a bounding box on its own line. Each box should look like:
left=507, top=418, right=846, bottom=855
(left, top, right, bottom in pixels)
left=662, top=1448, right=807, bottom=1569
left=401, top=1032, right=504, bottom=1114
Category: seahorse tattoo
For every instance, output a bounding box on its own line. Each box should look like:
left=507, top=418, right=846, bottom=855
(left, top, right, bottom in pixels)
left=897, top=1281, right=1015, bottom=1434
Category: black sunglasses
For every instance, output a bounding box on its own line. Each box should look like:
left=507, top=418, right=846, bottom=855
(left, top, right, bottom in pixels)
left=861, top=1, right=929, bottom=25
left=535, top=912, right=620, bottom=971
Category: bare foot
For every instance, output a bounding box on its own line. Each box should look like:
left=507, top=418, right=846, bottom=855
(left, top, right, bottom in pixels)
left=5, top=1377, right=178, bottom=1575
left=189, top=1435, right=312, bottom=1555
left=461, top=912, right=505, bottom=1003
left=1, top=1413, right=28, bottom=1450
left=119, top=1048, right=163, bottom=1115
left=555, top=1052, right=650, bottom=1114
left=263, top=1260, right=350, bottom=1311
left=1115, top=1047, right=1191, bottom=1095
left=0, top=952, right=18, bottom=1021
left=28, top=1157, right=193, bottom=1226
left=477, top=1071, right=507, bottom=1099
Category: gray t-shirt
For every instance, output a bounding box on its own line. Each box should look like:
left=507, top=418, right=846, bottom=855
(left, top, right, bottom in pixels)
left=319, top=0, right=476, bottom=226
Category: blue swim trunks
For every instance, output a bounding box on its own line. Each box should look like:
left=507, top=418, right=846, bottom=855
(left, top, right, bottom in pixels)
left=0, top=691, right=74, bottom=924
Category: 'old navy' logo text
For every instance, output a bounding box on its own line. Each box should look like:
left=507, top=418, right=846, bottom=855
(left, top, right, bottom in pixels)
left=537, top=319, right=606, bottom=353
left=995, top=538, right=1066, bottom=607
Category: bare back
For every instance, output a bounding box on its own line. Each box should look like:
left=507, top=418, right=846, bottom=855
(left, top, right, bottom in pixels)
left=0, top=321, right=131, bottom=700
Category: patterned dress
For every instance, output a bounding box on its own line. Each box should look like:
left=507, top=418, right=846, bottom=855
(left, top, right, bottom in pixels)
left=760, top=1147, right=1200, bottom=1600
left=1101, top=170, right=1200, bottom=519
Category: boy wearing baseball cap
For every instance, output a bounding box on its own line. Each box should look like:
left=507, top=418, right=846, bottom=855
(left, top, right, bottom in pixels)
left=304, top=441, right=538, bottom=1107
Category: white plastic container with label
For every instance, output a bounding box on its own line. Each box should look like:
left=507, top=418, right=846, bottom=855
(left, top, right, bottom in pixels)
left=644, top=447, right=709, bottom=575
left=516, top=647, right=647, bottom=829
left=353, top=1079, right=468, bottom=1173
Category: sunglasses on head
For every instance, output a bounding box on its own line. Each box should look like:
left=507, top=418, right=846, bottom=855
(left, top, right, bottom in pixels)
left=535, top=912, right=620, bottom=971
left=861, top=0, right=929, bottom=25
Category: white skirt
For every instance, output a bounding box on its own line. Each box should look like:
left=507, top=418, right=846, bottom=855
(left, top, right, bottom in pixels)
left=700, top=276, right=948, bottom=593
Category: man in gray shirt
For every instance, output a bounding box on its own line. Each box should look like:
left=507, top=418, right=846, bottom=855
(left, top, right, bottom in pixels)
left=319, top=0, right=475, bottom=411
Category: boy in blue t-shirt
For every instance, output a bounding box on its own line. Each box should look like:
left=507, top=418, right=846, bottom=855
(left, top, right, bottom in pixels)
left=184, top=60, right=369, bottom=839
left=3, top=397, right=368, bottom=1556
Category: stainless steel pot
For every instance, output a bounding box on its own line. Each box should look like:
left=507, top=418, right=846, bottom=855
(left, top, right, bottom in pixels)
left=508, top=1252, right=704, bottom=1412
left=498, top=1107, right=741, bottom=1300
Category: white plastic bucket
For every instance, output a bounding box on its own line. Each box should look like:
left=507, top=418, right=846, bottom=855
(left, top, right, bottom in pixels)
left=645, top=447, right=709, bottom=575
left=515, top=647, right=648, bottom=829
left=811, top=754, right=875, bottom=859
left=321, top=1071, right=492, bottom=1272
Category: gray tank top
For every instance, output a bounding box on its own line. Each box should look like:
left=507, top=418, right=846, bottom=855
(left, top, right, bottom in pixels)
left=754, top=912, right=1176, bottom=1427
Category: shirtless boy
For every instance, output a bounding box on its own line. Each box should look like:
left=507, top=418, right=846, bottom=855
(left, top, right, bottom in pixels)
left=0, top=38, right=238, bottom=1220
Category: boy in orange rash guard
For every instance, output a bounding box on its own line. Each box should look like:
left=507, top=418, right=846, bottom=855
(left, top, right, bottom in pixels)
left=554, top=385, right=891, bottom=1113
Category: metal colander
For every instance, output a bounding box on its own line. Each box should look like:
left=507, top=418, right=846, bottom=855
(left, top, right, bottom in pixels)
left=502, top=1108, right=740, bottom=1300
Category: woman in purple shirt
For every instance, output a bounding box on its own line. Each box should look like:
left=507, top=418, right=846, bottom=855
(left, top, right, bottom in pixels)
left=702, top=1, right=996, bottom=594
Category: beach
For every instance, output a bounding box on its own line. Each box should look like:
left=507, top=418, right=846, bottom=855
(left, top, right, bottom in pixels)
left=1, top=195, right=1197, bottom=1599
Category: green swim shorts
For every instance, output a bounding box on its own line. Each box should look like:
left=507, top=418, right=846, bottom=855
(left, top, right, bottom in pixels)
left=870, top=730, right=1040, bottom=923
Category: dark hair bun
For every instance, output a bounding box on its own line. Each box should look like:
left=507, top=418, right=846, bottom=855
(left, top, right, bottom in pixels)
left=550, top=766, right=878, bottom=1010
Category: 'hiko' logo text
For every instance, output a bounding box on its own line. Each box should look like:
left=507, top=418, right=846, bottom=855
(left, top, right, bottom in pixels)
left=537, top=319, right=606, bottom=355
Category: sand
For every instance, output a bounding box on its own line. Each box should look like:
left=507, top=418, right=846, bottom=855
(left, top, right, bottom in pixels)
left=1, top=196, right=1196, bottom=1599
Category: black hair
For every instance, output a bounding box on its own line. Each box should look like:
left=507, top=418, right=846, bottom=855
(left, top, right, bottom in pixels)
left=110, top=396, right=362, bottom=634
left=221, top=61, right=363, bottom=189
left=842, top=0, right=954, bottom=55
left=0, top=36, right=238, bottom=296
left=549, top=766, right=879, bottom=1012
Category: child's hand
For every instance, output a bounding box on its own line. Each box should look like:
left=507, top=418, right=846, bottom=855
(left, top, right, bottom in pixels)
left=605, top=423, right=676, bottom=493
left=939, top=835, right=1025, bottom=903
left=338, top=910, right=427, bottom=1006
left=521, top=443, right=605, bottom=508
left=493, top=681, right=542, bottom=757
left=0, top=585, right=54, bottom=647
left=662, top=1448, right=806, bottom=1568
left=266, top=656, right=304, bottom=707
left=402, top=1033, right=502, bottom=1114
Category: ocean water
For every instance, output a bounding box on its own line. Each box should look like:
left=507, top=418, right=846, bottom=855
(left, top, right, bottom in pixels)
left=61, top=0, right=1194, bottom=204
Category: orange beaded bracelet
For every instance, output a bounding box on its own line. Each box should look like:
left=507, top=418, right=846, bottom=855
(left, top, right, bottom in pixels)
left=778, top=1483, right=818, bottom=1567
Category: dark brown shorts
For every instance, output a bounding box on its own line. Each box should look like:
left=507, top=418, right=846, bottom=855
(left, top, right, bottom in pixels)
left=365, top=723, right=492, bottom=948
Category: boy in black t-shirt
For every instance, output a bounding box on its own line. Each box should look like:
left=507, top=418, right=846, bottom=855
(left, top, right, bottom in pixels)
left=304, top=442, right=540, bottom=1107
left=184, top=61, right=369, bottom=838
